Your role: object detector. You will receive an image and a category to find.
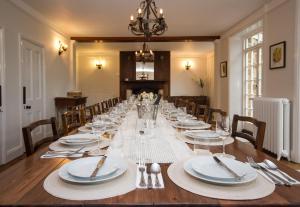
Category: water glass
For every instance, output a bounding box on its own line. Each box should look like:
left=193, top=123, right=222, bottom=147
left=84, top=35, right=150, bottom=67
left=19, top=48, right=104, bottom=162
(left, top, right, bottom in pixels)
left=92, top=122, right=106, bottom=150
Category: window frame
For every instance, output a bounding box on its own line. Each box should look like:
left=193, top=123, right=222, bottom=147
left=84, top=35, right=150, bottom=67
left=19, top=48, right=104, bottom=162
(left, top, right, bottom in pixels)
left=242, top=28, right=263, bottom=117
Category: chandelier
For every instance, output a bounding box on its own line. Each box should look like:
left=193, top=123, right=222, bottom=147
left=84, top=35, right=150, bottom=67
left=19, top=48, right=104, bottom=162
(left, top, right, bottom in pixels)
left=135, top=42, right=154, bottom=62
left=129, top=0, right=167, bottom=39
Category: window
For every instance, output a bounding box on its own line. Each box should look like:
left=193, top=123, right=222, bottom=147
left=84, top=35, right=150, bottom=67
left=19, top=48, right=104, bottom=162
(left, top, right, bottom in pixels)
left=243, top=31, right=263, bottom=117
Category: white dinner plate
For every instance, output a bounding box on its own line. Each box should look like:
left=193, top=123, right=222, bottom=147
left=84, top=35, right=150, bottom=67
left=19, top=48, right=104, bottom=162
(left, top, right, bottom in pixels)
left=58, top=134, right=98, bottom=146
left=78, top=126, right=92, bottom=133
left=67, top=156, right=118, bottom=179
left=177, top=120, right=203, bottom=126
left=184, top=156, right=257, bottom=185
left=58, top=156, right=128, bottom=184
left=174, top=123, right=211, bottom=130
left=183, top=130, right=221, bottom=140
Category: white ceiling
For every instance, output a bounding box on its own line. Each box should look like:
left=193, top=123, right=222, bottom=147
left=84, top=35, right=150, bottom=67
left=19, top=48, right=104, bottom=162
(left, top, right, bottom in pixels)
left=19, top=0, right=271, bottom=37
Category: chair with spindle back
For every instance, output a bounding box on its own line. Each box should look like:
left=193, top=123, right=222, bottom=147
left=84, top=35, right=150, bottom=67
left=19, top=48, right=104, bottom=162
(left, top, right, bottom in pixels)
left=112, top=98, right=118, bottom=106
left=101, top=100, right=109, bottom=112
left=107, top=99, right=113, bottom=108
left=80, top=105, right=94, bottom=125
left=187, top=101, right=197, bottom=116
left=206, top=108, right=227, bottom=125
left=61, top=110, right=81, bottom=135
left=22, top=117, right=59, bottom=156
left=231, top=114, right=266, bottom=151
left=92, top=103, right=102, bottom=115
left=195, top=104, right=209, bottom=121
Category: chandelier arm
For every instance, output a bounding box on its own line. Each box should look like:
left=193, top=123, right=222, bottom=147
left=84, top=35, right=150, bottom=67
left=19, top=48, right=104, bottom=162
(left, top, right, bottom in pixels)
left=149, top=5, right=159, bottom=19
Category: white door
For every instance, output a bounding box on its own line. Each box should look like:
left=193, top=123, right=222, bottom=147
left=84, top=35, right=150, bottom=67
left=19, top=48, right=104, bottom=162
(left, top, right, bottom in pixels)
left=21, top=39, right=44, bottom=141
left=0, top=28, right=4, bottom=164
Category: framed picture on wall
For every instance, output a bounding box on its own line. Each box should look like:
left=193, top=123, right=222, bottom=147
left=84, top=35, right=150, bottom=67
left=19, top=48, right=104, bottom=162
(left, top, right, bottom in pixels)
left=220, top=61, right=227, bottom=78
left=270, top=41, right=286, bottom=69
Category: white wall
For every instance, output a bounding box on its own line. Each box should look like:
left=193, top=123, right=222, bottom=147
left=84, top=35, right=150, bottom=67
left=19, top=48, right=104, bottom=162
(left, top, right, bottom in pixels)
left=77, top=51, right=120, bottom=105
left=75, top=42, right=214, bottom=105
left=214, top=0, right=300, bottom=162
left=0, top=0, right=72, bottom=163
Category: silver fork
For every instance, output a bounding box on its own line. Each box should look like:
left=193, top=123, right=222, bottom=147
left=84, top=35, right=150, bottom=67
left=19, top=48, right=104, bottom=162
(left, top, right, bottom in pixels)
left=247, top=156, right=283, bottom=186
left=45, top=147, right=85, bottom=157
left=138, top=159, right=146, bottom=187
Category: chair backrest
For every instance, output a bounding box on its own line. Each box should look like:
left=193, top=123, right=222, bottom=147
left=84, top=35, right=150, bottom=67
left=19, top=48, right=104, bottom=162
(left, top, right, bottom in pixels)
left=231, top=114, right=266, bottom=151
left=62, top=110, right=81, bottom=135
left=22, top=117, right=59, bottom=156
left=195, top=104, right=208, bottom=121
left=79, top=106, right=94, bottom=125
left=107, top=99, right=113, bottom=108
left=206, top=108, right=227, bottom=124
left=101, top=101, right=109, bottom=112
left=187, top=101, right=197, bottom=116
left=112, top=98, right=118, bottom=106
left=92, top=103, right=101, bottom=115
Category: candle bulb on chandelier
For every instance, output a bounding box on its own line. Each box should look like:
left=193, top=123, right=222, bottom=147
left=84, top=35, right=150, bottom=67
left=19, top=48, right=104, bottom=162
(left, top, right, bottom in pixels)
left=138, top=8, right=142, bottom=16
left=130, top=15, right=134, bottom=21
left=159, top=8, right=163, bottom=17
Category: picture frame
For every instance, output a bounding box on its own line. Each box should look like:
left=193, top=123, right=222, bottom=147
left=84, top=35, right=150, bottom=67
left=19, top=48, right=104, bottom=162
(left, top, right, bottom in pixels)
left=220, top=61, right=227, bottom=78
left=269, top=41, right=286, bottom=69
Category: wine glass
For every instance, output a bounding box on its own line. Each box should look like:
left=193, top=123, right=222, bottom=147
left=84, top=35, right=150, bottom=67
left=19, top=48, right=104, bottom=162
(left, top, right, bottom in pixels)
left=214, top=116, right=235, bottom=159
left=91, top=121, right=106, bottom=152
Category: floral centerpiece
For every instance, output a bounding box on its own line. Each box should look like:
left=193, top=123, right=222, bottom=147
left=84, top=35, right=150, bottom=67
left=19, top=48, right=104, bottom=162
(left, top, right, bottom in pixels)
left=137, top=91, right=157, bottom=103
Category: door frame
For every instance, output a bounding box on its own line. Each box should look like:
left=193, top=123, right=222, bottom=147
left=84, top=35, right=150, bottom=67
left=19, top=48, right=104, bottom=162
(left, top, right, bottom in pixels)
left=18, top=34, right=46, bottom=154
left=0, top=27, right=6, bottom=164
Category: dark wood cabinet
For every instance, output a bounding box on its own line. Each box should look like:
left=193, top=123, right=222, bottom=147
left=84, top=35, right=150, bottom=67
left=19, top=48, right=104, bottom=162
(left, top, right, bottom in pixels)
left=119, top=51, right=170, bottom=100
left=120, top=51, right=136, bottom=81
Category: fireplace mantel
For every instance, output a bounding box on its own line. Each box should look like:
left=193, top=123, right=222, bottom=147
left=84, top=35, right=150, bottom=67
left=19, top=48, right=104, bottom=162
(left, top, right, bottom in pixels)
left=121, top=80, right=166, bottom=83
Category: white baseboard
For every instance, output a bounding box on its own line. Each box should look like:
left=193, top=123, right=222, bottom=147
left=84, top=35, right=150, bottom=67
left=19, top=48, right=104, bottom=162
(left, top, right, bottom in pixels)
left=6, top=145, right=24, bottom=163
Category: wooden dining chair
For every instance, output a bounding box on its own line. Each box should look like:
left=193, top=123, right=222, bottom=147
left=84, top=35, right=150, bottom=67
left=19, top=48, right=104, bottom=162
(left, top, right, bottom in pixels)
left=231, top=114, right=266, bottom=151
left=101, top=100, right=109, bottom=112
left=79, top=106, right=94, bottom=125
left=206, top=108, right=227, bottom=124
left=92, top=103, right=102, bottom=115
left=22, top=117, right=59, bottom=156
left=187, top=101, right=197, bottom=116
left=195, top=104, right=209, bottom=121
left=107, top=99, right=113, bottom=108
left=61, top=110, right=81, bottom=135
left=112, top=98, right=118, bottom=106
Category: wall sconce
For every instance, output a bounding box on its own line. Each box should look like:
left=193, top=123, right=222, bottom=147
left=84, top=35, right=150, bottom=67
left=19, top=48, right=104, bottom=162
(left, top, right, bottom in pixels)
left=58, top=41, right=68, bottom=55
left=185, top=61, right=191, bottom=70
left=95, top=60, right=104, bottom=70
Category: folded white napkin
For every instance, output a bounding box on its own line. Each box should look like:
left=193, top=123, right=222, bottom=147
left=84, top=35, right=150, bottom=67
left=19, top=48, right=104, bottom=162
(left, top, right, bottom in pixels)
left=257, top=162, right=300, bottom=185
left=136, top=165, right=164, bottom=189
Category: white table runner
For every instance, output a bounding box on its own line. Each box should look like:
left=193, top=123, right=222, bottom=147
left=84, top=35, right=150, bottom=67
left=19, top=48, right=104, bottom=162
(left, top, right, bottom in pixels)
left=110, top=111, right=193, bottom=164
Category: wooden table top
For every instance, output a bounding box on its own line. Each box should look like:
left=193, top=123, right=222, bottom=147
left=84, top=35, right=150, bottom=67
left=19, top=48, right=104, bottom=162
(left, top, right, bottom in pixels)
left=1, top=140, right=300, bottom=206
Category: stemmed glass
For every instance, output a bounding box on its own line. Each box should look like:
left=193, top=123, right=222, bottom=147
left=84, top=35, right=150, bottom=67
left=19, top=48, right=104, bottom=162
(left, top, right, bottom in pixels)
left=214, top=116, right=235, bottom=159
left=91, top=121, right=106, bottom=152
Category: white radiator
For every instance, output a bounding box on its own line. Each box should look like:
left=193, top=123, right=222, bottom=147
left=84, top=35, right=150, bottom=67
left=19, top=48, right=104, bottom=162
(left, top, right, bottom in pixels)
left=253, top=97, right=290, bottom=160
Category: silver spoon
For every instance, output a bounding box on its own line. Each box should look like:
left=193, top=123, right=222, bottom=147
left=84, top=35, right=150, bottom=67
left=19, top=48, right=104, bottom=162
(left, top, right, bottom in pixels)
left=150, top=163, right=161, bottom=188
left=263, top=159, right=296, bottom=183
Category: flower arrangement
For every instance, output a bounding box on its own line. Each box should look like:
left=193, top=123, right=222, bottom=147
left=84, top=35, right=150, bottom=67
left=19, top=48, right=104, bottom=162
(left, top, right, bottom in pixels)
left=137, top=91, right=157, bottom=102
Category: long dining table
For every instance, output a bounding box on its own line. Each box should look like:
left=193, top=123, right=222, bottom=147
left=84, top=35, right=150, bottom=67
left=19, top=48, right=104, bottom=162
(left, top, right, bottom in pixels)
left=1, top=111, right=300, bottom=206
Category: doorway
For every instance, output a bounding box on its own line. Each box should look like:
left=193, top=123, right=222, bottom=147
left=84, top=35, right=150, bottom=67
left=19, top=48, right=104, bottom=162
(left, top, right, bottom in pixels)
left=20, top=38, right=45, bottom=144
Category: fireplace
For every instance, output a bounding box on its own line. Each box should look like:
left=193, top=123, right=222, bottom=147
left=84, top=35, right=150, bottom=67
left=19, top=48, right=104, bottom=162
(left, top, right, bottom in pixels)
left=120, top=51, right=170, bottom=100
left=120, top=80, right=168, bottom=100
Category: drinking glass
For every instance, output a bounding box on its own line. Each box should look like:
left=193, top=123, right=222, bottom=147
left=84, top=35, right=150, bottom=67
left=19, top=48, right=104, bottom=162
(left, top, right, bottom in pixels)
left=92, top=121, right=106, bottom=151
left=214, top=116, right=235, bottom=159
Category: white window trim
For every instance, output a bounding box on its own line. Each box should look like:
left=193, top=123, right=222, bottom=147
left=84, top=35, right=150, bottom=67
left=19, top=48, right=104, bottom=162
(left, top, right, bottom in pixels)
left=242, top=28, right=263, bottom=117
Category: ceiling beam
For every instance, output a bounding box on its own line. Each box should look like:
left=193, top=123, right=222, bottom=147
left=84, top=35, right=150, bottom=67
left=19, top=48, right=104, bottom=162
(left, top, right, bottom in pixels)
left=70, top=36, right=220, bottom=43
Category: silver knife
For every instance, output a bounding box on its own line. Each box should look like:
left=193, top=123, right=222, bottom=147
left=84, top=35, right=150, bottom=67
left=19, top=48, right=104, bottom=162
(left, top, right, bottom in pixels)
left=213, top=156, right=244, bottom=181
left=90, top=156, right=107, bottom=180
